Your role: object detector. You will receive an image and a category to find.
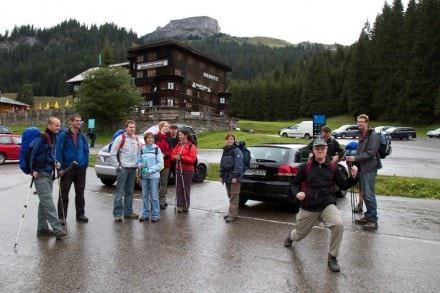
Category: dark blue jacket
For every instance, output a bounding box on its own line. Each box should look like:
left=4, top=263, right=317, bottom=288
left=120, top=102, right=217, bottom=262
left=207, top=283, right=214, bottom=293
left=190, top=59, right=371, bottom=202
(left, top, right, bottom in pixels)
left=219, top=145, right=244, bottom=183
left=56, top=129, right=89, bottom=169
left=29, top=129, right=57, bottom=174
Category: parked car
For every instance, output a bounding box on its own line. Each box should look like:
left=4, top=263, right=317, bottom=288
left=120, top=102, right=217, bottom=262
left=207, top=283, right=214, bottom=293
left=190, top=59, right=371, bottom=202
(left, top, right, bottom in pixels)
left=0, top=126, right=13, bottom=134
left=94, top=134, right=208, bottom=187
left=239, top=143, right=348, bottom=211
left=0, top=134, right=22, bottom=164
left=427, top=128, right=440, bottom=138
left=374, top=126, right=393, bottom=133
left=279, top=121, right=313, bottom=139
left=177, top=124, right=198, bottom=146
left=384, top=127, right=417, bottom=140
left=332, top=125, right=359, bottom=139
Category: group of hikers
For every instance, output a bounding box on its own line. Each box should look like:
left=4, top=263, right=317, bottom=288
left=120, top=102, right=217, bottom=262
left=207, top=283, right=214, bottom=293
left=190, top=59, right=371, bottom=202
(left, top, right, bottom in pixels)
left=28, top=113, right=381, bottom=273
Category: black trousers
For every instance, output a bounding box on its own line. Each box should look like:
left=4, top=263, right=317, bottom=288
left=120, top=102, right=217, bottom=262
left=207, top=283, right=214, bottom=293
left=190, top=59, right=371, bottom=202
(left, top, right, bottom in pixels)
left=57, top=166, right=87, bottom=219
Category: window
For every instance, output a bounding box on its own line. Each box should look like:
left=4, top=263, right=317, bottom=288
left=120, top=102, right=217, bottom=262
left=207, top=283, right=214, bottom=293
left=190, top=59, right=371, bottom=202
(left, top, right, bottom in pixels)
left=186, top=89, right=193, bottom=96
left=167, top=82, right=174, bottom=90
left=147, top=52, right=156, bottom=61
left=175, top=68, right=182, bottom=76
left=220, top=97, right=225, bottom=104
left=220, top=111, right=225, bottom=116
left=167, top=99, right=175, bottom=106
left=147, top=100, right=153, bottom=107
left=147, top=69, right=156, bottom=77
left=136, top=55, right=144, bottom=63
left=136, top=71, right=144, bottom=78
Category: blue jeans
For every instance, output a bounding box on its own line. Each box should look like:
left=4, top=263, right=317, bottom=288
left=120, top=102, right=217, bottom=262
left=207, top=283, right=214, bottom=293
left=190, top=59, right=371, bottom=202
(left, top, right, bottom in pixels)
left=113, top=168, right=136, bottom=217
left=141, top=177, right=160, bottom=219
left=359, top=170, right=378, bottom=222
left=34, top=172, right=63, bottom=233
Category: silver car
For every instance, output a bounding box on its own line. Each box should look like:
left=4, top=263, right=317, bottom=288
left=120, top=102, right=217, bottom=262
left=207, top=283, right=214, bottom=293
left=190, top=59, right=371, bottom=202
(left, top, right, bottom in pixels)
left=427, top=128, right=440, bottom=138
left=95, top=134, right=209, bottom=186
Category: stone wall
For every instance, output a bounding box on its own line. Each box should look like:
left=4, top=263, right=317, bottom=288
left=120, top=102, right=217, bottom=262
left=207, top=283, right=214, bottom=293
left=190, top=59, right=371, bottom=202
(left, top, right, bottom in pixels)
left=0, top=108, right=230, bottom=133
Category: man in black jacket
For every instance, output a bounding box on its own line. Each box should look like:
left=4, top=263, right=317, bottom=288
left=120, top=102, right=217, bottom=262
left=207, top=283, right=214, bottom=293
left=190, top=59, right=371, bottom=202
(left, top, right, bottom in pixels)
left=284, top=139, right=358, bottom=272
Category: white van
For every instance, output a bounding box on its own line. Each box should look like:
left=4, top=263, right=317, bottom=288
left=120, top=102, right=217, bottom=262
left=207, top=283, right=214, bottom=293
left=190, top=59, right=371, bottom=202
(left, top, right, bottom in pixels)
left=279, top=121, right=313, bottom=139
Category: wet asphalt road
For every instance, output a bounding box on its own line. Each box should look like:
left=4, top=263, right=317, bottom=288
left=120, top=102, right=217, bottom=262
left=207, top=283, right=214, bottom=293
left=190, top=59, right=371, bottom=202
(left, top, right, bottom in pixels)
left=0, top=164, right=439, bottom=292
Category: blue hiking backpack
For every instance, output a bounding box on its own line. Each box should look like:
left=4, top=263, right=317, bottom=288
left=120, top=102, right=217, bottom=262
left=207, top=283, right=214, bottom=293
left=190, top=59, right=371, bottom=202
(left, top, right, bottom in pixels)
left=108, top=129, right=125, bottom=152
left=236, top=141, right=251, bottom=171
left=19, top=127, right=51, bottom=174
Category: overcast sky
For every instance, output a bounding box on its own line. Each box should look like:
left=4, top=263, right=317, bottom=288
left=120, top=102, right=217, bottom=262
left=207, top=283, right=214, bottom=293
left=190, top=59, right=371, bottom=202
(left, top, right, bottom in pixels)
left=1, top=0, right=409, bottom=45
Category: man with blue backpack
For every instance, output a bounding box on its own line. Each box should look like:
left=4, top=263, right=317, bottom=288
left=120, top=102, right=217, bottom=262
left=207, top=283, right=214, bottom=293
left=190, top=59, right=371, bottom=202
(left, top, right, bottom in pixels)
left=56, top=114, right=89, bottom=225
left=28, top=117, right=67, bottom=239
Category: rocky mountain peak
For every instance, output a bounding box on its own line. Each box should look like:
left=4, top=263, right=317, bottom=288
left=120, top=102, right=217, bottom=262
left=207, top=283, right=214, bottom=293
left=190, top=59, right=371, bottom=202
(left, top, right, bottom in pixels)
left=141, top=16, right=221, bottom=42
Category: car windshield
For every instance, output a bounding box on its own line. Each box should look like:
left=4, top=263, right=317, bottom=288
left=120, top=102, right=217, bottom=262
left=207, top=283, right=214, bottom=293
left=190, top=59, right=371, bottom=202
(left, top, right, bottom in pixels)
left=248, top=146, right=289, bottom=163
left=385, top=127, right=397, bottom=132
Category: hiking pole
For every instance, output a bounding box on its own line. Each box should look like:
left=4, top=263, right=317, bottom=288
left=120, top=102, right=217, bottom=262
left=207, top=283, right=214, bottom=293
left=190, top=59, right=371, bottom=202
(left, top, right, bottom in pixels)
left=57, top=161, right=78, bottom=229
left=178, top=159, right=188, bottom=210
left=14, top=178, right=34, bottom=253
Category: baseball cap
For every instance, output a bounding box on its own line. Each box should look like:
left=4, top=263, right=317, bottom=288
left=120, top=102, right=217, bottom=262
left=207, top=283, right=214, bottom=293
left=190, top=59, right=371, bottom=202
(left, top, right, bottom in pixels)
left=313, top=139, right=327, bottom=147
left=169, top=124, right=178, bottom=129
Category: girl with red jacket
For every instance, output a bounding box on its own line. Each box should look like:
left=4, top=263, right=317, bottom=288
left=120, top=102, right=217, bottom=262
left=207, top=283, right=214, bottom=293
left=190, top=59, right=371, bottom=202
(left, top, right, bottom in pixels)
left=171, top=129, right=197, bottom=213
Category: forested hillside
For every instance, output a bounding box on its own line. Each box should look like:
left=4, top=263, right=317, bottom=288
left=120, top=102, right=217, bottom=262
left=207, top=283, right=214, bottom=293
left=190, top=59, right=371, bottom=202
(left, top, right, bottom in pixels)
left=228, top=0, right=440, bottom=124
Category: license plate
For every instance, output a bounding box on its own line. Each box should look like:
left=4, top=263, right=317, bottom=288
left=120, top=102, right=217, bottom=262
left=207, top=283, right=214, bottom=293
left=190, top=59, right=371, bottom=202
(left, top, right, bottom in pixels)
left=245, top=169, right=266, bottom=176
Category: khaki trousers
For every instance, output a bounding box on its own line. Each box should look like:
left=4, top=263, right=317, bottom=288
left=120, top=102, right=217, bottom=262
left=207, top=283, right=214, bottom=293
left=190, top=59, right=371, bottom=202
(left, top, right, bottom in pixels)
left=225, top=183, right=241, bottom=217
left=289, top=204, right=343, bottom=257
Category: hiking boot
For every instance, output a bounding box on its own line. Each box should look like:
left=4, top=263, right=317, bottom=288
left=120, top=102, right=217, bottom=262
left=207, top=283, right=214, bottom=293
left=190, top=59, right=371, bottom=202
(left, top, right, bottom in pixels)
left=352, top=204, right=363, bottom=213
left=328, top=254, right=340, bottom=272
left=225, top=216, right=236, bottom=223
left=37, top=228, right=55, bottom=237
left=176, top=208, right=184, bottom=213
left=151, top=218, right=159, bottom=222
left=123, top=213, right=139, bottom=219
left=76, top=215, right=89, bottom=223
left=223, top=215, right=230, bottom=220
left=183, top=208, right=189, bottom=213
left=55, top=230, right=67, bottom=239
left=160, top=204, right=167, bottom=210
left=114, top=216, right=123, bottom=222
left=284, top=236, right=293, bottom=248
left=355, top=217, right=369, bottom=225
left=139, top=217, right=149, bottom=222
left=363, top=221, right=378, bottom=231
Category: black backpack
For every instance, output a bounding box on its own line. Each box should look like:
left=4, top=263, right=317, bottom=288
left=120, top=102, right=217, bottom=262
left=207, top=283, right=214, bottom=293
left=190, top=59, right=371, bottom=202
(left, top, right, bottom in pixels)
left=377, top=132, right=392, bottom=159
left=235, top=141, right=251, bottom=171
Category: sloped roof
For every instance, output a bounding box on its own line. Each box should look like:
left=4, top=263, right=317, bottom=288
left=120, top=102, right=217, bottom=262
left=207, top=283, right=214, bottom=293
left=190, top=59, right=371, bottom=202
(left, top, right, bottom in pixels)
left=0, top=96, right=30, bottom=106
left=66, top=62, right=130, bottom=83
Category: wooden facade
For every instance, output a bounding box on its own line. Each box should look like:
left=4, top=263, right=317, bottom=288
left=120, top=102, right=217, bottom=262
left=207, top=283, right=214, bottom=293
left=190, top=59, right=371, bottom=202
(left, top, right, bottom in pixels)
left=126, top=41, right=232, bottom=120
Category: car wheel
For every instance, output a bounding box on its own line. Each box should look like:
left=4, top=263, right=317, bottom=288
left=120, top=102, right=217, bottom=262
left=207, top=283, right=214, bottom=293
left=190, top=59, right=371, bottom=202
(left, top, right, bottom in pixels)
left=304, top=133, right=311, bottom=140
left=0, top=153, right=5, bottom=164
left=100, top=178, right=116, bottom=186
left=407, top=134, right=413, bottom=140
left=341, top=133, right=346, bottom=139
left=282, top=133, right=288, bottom=138
left=428, top=135, right=433, bottom=138
left=193, top=164, right=207, bottom=182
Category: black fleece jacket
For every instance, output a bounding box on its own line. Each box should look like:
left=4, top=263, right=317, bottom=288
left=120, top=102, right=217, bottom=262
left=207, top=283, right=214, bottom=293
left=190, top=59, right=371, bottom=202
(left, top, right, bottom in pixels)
left=291, top=159, right=358, bottom=211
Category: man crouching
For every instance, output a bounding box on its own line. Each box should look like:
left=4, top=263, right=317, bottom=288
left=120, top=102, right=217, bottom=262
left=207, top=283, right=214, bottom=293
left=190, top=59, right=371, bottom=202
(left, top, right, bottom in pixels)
left=284, top=139, right=359, bottom=272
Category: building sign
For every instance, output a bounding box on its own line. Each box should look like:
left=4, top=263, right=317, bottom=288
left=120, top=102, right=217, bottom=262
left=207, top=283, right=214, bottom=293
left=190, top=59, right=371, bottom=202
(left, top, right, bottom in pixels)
left=203, top=72, right=218, bottom=81
left=137, top=59, right=168, bottom=70
left=192, top=82, right=211, bottom=92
